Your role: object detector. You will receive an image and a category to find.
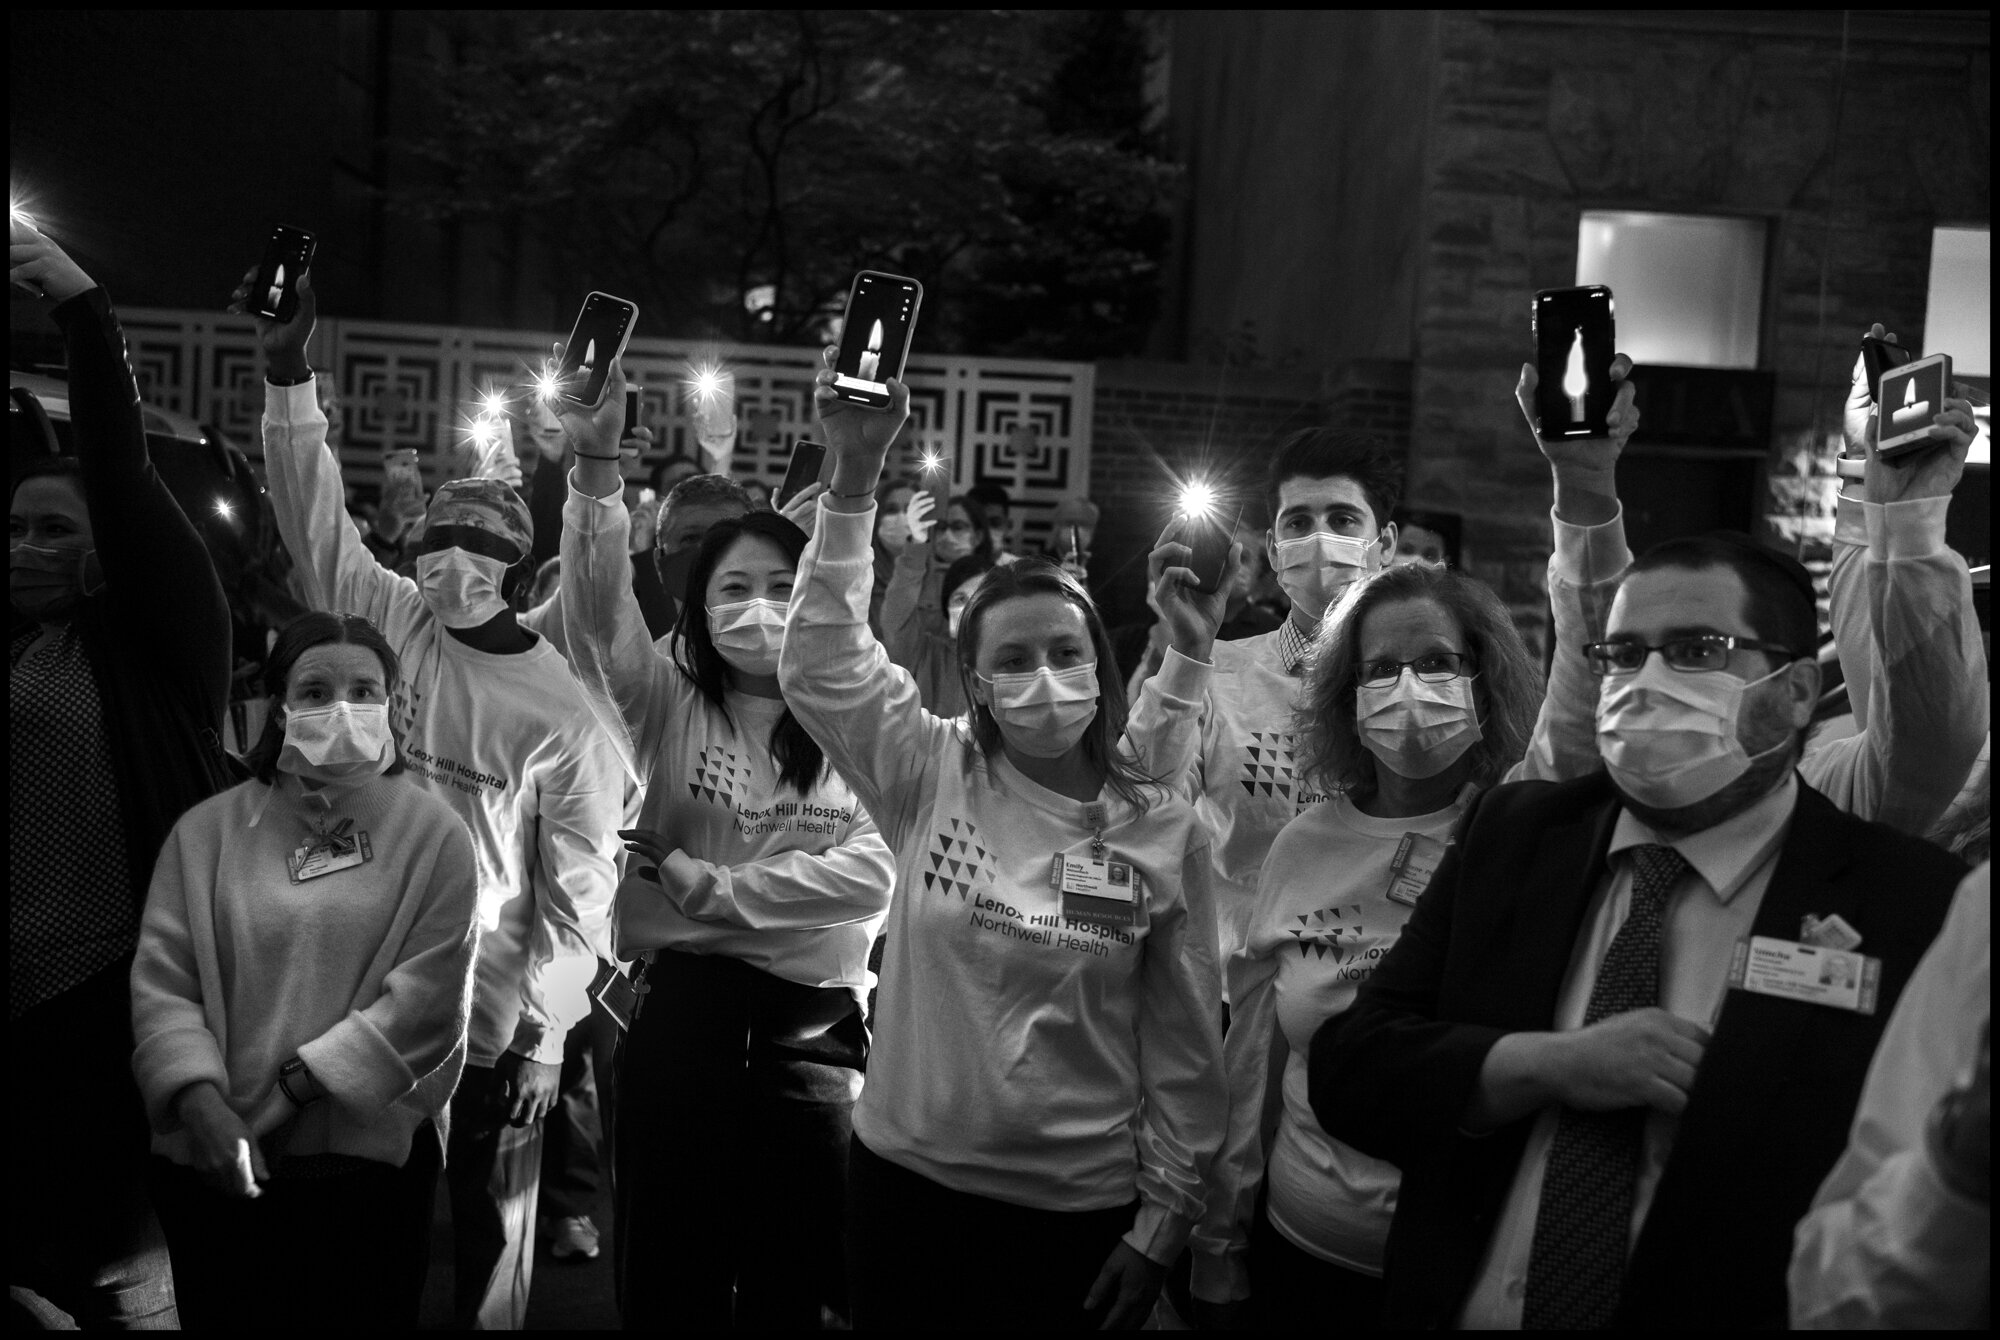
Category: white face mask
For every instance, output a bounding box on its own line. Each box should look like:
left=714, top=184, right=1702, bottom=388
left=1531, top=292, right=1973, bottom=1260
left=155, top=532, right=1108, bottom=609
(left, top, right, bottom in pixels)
left=878, top=515, right=912, bottom=549
left=1595, top=658, right=1791, bottom=811
left=1356, top=670, right=1483, bottom=780
left=279, top=701, right=395, bottom=784
left=979, top=662, right=1100, bottom=759
left=415, top=548, right=510, bottom=628
left=708, top=597, right=788, bottom=676
left=1273, top=531, right=1376, bottom=620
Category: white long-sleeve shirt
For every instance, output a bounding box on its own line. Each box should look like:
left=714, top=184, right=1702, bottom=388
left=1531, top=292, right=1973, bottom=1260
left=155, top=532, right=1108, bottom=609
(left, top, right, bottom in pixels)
left=779, top=499, right=1228, bottom=1266
left=558, top=478, right=893, bottom=1001
left=263, top=382, right=624, bottom=1066
left=1817, top=492, right=1989, bottom=838
left=1790, top=862, right=1990, bottom=1329
left=1127, top=508, right=1625, bottom=971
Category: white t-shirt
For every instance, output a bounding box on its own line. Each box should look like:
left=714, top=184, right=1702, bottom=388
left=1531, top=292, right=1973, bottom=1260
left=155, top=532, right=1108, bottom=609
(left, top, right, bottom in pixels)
left=780, top=500, right=1228, bottom=1267
left=264, top=382, right=625, bottom=1067
left=560, top=481, right=894, bottom=1001
left=1192, top=789, right=1471, bottom=1300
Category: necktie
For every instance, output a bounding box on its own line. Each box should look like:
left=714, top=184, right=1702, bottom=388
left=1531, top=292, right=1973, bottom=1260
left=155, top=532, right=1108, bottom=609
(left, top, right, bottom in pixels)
left=1522, top=843, right=1690, bottom=1329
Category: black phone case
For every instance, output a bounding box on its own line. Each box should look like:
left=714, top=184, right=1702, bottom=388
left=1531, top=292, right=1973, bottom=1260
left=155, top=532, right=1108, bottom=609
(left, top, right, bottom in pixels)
left=253, top=228, right=316, bottom=323
left=1533, top=286, right=1616, bottom=439
left=777, top=440, right=829, bottom=507
left=624, top=388, right=642, bottom=440
left=1178, top=508, right=1240, bottom=595
left=1861, top=337, right=1914, bottom=404
left=831, top=272, right=922, bottom=409
left=558, top=295, right=637, bottom=409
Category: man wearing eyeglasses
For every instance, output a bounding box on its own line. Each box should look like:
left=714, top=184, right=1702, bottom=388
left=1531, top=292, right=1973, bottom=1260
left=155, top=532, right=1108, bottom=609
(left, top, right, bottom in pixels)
left=1307, top=531, right=1967, bottom=1330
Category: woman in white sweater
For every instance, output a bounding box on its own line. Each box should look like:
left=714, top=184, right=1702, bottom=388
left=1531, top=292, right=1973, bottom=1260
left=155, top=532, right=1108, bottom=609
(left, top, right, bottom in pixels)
left=777, top=357, right=1230, bottom=1331
left=1187, top=563, right=1545, bottom=1327
left=556, top=372, right=896, bottom=1330
left=131, top=611, right=479, bottom=1330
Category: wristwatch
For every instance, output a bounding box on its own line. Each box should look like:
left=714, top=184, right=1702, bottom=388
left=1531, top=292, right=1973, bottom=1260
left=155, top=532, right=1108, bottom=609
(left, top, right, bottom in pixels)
left=278, top=1056, right=322, bottom=1107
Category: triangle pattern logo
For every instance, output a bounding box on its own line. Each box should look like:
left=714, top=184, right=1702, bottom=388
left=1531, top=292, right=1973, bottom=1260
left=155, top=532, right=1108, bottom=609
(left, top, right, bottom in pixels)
left=925, top=818, right=989, bottom=901
left=1240, top=730, right=1298, bottom=800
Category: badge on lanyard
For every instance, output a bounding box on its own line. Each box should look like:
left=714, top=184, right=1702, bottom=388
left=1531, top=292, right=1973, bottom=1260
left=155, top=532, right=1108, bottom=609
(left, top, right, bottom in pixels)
left=1728, top=935, right=1881, bottom=1015
left=288, top=817, right=373, bottom=884
left=1049, top=801, right=1141, bottom=928
left=1384, top=832, right=1450, bottom=907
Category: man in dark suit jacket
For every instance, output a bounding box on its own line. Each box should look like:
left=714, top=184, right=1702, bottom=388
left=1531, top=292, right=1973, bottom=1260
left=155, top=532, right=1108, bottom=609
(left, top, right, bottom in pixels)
left=1309, top=534, right=1965, bottom=1330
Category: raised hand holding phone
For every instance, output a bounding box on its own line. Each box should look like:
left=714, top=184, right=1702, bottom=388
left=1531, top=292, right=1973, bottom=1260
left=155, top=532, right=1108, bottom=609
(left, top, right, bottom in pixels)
left=555, top=292, right=638, bottom=409
left=903, top=491, right=937, bottom=546
left=1148, top=517, right=1243, bottom=666
left=1515, top=350, right=1638, bottom=528
left=8, top=218, right=93, bottom=304
left=830, top=272, right=922, bottom=409
left=556, top=351, right=631, bottom=502
left=228, top=263, right=316, bottom=383
left=812, top=344, right=911, bottom=513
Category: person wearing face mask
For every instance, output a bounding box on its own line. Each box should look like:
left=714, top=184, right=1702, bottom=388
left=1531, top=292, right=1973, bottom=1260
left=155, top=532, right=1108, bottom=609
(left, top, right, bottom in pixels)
left=1130, top=390, right=1637, bottom=1002
left=1307, top=533, right=1967, bottom=1330
left=779, top=350, right=1232, bottom=1331
left=130, top=612, right=478, bottom=1329
left=1188, top=564, right=1544, bottom=1328
left=880, top=493, right=997, bottom=716
left=559, top=388, right=893, bottom=1329
left=10, top=221, right=236, bottom=1330
left=868, top=476, right=921, bottom=631
left=240, top=266, right=624, bottom=1330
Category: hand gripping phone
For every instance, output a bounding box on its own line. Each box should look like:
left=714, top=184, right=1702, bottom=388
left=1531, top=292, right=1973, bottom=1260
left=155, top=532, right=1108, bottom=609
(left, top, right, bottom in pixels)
left=1876, top=353, right=1952, bottom=459
left=1532, top=285, right=1616, bottom=439
left=251, top=225, right=317, bottom=323
left=831, top=272, right=923, bottom=410
left=1172, top=504, right=1242, bottom=595
left=624, top=386, right=643, bottom=441
left=556, top=292, right=639, bottom=409
left=776, top=439, right=829, bottom=508
left=1861, top=335, right=1915, bottom=404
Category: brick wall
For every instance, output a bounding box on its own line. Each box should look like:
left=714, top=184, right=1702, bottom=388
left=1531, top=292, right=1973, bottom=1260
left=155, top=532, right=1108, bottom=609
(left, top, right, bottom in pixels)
left=1410, top=12, right=1990, bottom=652
left=1085, top=357, right=1411, bottom=627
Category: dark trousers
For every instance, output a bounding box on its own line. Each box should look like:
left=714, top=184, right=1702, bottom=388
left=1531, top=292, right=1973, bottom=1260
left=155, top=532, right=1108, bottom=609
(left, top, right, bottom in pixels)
left=9, top=961, right=177, bottom=1329
left=846, top=1136, right=1136, bottom=1331
left=149, top=1129, right=439, bottom=1330
left=1250, top=1206, right=1387, bottom=1329
left=540, top=1001, right=620, bottom=1222
left=614, top=949, right=863, bottom=1331
left=447, top=1065, right=546, bottom=1329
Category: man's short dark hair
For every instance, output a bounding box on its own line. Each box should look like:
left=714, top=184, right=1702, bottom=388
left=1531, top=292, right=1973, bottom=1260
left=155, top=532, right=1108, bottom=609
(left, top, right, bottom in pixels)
left=1264, top=428, right=1404, bottom=528
left=660, top=473, right=754, bottom=524
left=1626, top=531, right=1818, bottom=658
left=967, top=482, right=1012, bottom=514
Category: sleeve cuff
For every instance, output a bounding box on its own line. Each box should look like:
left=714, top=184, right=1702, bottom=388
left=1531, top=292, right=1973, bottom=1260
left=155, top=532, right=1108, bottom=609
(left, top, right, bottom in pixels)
left=818, top=497, right=879, bottom=554
left=1152, top=646, right=1215, bottom=703
left=1190, top=1248, right=1253, bottom=1304
left=1834, top=493, right=1868, bottom=548
left=565, top=471, right=627, bottom=532
left=1122, top=1202, right=1195, bottom=1267
left=1863, top=495, right=1951, bottom=561
left=1549, top=503, right=1631, bottom=586
left=297, top=1012, right=418, bottom=1114
left=265, top=377, right=323, bottom=425
left=132, top=1031, right=231, bottom=1130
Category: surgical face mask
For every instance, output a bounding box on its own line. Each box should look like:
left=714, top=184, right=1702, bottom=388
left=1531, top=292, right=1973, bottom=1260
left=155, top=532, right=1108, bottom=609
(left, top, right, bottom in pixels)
left=979, top=662, right=1100, bottom=759
left=278, top=701, right=395, bottom=785
left=935, top=526, right=975, bottom=562
left=415, top=548, right=510, bottom=628
left=1272, top=530, right=1376, bottom=619
left=709, top=597, right=788, bottom=676
left=1595, top=658, right=1791, bottom=811
left=1356, top=671, right=1483, bottom=780
left=878, top=514, right=912, bottom=549
left=9, top=539, right=103, bottom=619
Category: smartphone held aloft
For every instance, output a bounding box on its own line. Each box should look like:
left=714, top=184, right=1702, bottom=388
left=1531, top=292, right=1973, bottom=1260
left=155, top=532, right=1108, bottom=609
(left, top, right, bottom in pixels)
left=251, top=225, right=316, bottom=323
left=831, top=271, right=923, bottom=409
left=777, top=439, right=830, bottom=508
left=1875, top=353, right=1953, bottom=459
left=557, top=292, right=639, bottom=409
left=1532, top=285, right=1616, bottom=440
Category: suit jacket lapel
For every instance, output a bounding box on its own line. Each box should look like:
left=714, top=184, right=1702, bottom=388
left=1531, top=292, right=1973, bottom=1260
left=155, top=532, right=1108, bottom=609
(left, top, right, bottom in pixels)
left=1487, top=783, right=1623, bottom=1031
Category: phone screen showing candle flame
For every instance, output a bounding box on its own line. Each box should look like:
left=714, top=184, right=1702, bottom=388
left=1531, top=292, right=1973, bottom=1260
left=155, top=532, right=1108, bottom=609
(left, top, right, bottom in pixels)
left=1534, top=287, right=1615, bottom=438
left=834, top=273, right=920, bottom=400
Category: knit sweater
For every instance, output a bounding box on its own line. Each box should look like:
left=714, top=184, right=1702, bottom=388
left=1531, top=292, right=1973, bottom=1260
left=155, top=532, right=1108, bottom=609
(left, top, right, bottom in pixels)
left=131, top=771, right=480, bottom=1169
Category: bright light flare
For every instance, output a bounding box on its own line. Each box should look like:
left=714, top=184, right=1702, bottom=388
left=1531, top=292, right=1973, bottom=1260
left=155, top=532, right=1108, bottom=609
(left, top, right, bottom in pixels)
left=688, top=362, right=729, bottom=402
left=1178, top=479, right=1217, bottom=520
left=532, top=362, right=563, bottom=403
left=9, top=201, right=31, bottom=229
left=478, top=390, right=508, bottom=418
left=212, top=497, right=235, bottom=521
left=920, top=451, right=945, bottom=475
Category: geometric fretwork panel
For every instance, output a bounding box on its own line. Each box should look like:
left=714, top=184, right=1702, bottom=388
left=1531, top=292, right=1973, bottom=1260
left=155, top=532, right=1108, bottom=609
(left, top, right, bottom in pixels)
left=119, top=309, right=1093, bottom=545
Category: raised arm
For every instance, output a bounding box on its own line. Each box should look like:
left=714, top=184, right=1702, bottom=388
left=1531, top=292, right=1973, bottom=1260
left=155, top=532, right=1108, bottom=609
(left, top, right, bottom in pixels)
left=1506, top=355, right=1639, bottom=783
left=1123, top=524, right=1241, bottom=785
left=237, top=270, right=427, bottom=643
left=777, top=362, right=949, bottom=848
left=13, top=224, right=230, bottom=720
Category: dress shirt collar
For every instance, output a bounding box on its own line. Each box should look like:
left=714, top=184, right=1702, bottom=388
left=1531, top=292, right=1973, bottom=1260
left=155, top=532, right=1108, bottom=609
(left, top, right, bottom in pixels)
left=1609, top=772, right=1799, bottom=905
left=1277, top=611, right=1315, bottom=677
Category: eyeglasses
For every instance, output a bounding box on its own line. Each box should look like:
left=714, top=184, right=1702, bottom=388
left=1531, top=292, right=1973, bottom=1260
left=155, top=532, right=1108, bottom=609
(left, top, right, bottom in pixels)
left=1585, top=635, right=1803, bottom=676
left=1357, top=653, right=1477, bottom=687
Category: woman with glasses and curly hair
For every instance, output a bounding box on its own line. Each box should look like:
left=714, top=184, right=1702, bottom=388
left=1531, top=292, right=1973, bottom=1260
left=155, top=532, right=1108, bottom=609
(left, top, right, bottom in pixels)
left=1188, top=562, right=1548, bottom=1328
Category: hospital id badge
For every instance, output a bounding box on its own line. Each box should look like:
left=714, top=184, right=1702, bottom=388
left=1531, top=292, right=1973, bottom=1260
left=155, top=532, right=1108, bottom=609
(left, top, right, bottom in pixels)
left=288, top=830, right=372, bottom=884
left=1051, top=853, right=1140, bottom=928
left=1385, top=832, right=1449, bottom=907
left=1728, top=935, right=1881, bottom=1015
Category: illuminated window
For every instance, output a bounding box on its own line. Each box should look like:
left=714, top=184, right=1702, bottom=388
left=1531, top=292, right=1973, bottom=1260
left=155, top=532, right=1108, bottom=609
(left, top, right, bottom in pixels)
left=1924, top=227, right=1991, bottom=465
left=1576, top=212, right=1766, bottom=370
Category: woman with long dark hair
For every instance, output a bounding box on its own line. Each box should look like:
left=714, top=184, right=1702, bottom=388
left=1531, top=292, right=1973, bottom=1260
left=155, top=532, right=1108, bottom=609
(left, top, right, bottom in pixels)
left=777, top=356, right=1229, bottom=1331
left=558, top=375, right=894, bottom=1331
left=132, top=610, right=478, bottom=1329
